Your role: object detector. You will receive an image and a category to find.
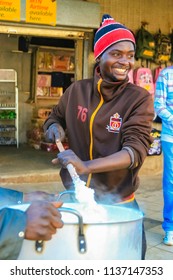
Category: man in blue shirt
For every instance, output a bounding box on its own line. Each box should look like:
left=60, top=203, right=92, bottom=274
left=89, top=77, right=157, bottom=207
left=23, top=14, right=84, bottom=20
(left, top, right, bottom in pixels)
left=154, top=66, right=173, bottom=245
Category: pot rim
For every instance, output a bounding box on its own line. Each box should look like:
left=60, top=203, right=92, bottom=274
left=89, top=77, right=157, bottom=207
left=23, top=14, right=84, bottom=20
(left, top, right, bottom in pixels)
left=60, top=203, right=144, bottom=225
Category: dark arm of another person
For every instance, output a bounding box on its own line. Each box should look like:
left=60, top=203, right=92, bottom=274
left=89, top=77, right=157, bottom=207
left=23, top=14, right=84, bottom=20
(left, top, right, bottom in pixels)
left=0, top=201, right=63, bottom=260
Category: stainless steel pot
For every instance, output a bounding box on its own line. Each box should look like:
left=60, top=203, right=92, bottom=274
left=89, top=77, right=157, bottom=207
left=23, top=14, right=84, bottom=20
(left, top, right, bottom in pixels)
left=16, top=202, right=143, bottom=260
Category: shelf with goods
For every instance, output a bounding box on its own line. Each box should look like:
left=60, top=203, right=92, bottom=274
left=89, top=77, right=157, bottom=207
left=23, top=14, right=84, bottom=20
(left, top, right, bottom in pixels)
left=35, top=46, right=75, bottom=106
left=0, top=69, right=19, bottom=148
left=28, top=46, right=75, bottom=150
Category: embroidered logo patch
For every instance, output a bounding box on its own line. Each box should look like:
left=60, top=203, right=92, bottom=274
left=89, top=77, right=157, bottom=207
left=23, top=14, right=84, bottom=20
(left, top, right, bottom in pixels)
left=106, top=113, right=122, bottom=133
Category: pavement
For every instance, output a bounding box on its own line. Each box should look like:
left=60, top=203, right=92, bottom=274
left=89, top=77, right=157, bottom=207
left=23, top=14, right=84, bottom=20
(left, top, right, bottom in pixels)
left=0, top=144, right=173, bottom=260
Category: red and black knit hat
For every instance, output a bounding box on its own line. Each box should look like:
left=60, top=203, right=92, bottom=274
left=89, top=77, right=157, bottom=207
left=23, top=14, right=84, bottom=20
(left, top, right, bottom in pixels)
left=94, top=14, right=136, bottom=59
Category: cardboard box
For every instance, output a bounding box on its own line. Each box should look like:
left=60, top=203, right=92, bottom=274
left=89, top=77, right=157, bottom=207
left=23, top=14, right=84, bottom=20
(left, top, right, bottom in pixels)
left=36, top=87, right=50, bottom=97
left=37, top=74, right=51, bottom=87
left=50, top=87, right=63, bottom=97
left=45, top=52, right=53, bottom=70
left=52, top=55, right=70, bottom=71
left=38, top=52, right=45, bottom=69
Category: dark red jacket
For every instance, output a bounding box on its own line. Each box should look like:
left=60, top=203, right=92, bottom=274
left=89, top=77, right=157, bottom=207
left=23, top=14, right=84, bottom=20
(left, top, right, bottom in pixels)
left=44, top=75, right=154, bottom=203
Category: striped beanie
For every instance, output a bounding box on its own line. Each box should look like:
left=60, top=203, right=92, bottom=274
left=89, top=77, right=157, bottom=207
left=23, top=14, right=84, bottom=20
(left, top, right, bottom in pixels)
left=94, top=14, right=136, bottom=59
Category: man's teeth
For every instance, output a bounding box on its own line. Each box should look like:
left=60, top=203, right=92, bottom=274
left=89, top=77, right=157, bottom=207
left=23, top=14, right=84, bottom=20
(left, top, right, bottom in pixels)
left=116, top=68, right=127, bottom=73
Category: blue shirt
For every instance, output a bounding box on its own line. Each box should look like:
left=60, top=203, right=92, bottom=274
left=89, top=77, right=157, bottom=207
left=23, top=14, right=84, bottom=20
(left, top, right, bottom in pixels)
left=154, top=66, right=173, bottom=142
left=0, top=187, right=26, bottom=259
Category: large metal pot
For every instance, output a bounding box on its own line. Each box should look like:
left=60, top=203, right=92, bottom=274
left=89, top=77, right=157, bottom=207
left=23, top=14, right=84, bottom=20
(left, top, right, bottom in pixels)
left=16, top=202, right=143, bottom=260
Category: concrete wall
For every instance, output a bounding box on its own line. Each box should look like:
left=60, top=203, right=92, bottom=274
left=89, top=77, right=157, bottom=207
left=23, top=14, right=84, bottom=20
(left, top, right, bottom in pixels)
left=88, top=0, right=173, bottom=34
left=0, top=34, right=33, bottom=143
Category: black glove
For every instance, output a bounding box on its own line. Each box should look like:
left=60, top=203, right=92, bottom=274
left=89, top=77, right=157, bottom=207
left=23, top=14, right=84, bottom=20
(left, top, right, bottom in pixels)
left=45, top=123, right=65, bottom=143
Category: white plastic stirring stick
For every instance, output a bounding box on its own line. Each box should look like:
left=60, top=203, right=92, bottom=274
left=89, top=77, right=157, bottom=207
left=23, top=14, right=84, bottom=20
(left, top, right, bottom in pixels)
left=56, top=140, right=84, bottom=184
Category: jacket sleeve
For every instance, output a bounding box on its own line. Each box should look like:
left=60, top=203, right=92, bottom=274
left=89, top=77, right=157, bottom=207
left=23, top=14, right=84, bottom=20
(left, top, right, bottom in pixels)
left=0, top=208, right=26, bottom=260
left=0, top=187, right=23, bottom=207
left=122, top=90, right=154, bottom=169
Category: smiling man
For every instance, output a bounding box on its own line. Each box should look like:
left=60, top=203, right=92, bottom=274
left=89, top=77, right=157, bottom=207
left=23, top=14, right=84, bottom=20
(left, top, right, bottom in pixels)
left=43, top=14, right=154, bottom=259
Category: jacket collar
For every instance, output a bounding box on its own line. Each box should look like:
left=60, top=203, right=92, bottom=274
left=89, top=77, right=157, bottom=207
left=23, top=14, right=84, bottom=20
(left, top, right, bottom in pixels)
left=94, top=66, right=129, bottom=101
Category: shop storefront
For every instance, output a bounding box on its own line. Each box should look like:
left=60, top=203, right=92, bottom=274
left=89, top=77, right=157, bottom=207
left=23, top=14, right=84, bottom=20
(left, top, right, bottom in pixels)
left=0, top=0, right=100, bottom=146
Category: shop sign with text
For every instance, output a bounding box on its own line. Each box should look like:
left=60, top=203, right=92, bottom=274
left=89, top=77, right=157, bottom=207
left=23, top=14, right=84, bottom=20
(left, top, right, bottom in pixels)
left=0, top=0, right=20, bottom=22
left=0, top=0, right=57, bottom=26
left=26, top=0, right=57, bottom=26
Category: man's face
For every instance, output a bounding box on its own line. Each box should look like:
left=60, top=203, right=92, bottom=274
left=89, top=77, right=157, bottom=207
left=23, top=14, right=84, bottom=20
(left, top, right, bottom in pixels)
left=98, top=41, right=135, bottom=82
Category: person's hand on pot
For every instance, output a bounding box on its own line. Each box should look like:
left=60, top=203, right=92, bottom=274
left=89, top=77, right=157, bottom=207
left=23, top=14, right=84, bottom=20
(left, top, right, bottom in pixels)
left=45, top=123, right=65, bottom=143
left=52, top=149, right=89, bottom=175
left=25, top=200, right=63, bottom=241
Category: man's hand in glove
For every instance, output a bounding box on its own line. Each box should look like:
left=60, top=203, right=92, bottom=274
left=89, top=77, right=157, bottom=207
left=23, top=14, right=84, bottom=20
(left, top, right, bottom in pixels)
left=45, top=123, right=65, bottom=143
